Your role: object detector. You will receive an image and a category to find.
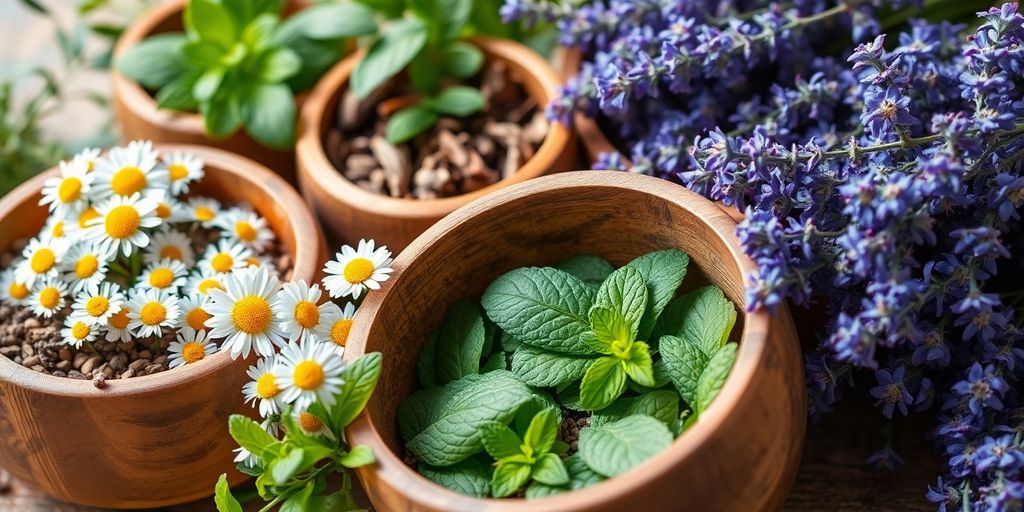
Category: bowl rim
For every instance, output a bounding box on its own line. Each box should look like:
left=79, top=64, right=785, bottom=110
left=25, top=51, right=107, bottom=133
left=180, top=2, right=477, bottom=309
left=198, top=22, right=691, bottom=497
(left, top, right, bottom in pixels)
left=0, top=144, right=322, bottom=398
left=295, top=36, right=574, bottom=220
left=344, top=171, right=777, bottom=510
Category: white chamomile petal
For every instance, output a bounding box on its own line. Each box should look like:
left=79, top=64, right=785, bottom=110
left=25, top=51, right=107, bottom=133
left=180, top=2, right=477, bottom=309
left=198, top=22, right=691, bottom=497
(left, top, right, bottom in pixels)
left=233, top=420, right=279, bottom=467
left=321, top=239, right=393, bottom=300
left=198, top=239, right=252, bottom=276
left=29, top=277, right=69, bottom=318
left=137, top=258, right=188, bottom=293
left=61, top=317, right=98, bottom=349
left=103, top=304, right=133, bottom=343
left=153, top=197, right=188, bottom=224
left=186, top=270, right=227, bottom=297
left=292, top=409, right=336, bottom=440
left=186, top=197, right=222, bottom=227
left=315, top=301, right=356, bottom=353
left=275, top=280, right=329, bottom=343
left=215, top=208, right=273, bottom=253
left=242, top=356, right=286, bottom=418
left=146, top=228, right=195, bottom=266
left=61, top=242, right=112, bottom=293
left=205, top=266, right=285, bottom=359
left=274, top=339, right=345, bottom=412
left=126, top=288, right=181, bottom=338
left=179, top=293, right=213, bottom=332
left=162, top=151, right=204, bottom=196
left=92, top=140, right=167, bottom=201
left=70, top=282, right=125, bottom=326
left=63, top=206, right=102, bottom=241
left=0, top=266, right=30, bottom=306
left=39, top=159, right=94, bottom=219
left=84, top=193, right=162, bottom=258
left=168, top=328, right=218, bottom=368
left=73, top=147, right=101, bottom=174
left=16, top=236, right=70, bottom=288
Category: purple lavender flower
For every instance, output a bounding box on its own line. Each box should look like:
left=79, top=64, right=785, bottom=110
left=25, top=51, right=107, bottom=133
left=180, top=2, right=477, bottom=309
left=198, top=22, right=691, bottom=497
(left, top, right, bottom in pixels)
left=952, top=363, right=1009, bottom=415
left=870, top=366, right=915, bottom=417
left=860, top=86, right=919, bottom=139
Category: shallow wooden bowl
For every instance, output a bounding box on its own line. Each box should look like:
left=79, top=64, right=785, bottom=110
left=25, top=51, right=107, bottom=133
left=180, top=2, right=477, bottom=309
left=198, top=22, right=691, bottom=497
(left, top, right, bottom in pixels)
left=343, top=171, right=805, bottom=511
left=296, top=36, right=578, bottom=253
left=0, top=145, right=325, bottom=509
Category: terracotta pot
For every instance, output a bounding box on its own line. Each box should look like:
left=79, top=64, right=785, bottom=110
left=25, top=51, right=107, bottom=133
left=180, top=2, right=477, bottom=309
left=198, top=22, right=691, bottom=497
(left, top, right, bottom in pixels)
left=296, top=36, right=578, bottom=253
left=343, top=171, right=805, bottom=511
left=112, top=0, right=315, bottom=184
left=0, top=145, right=325, bottom=509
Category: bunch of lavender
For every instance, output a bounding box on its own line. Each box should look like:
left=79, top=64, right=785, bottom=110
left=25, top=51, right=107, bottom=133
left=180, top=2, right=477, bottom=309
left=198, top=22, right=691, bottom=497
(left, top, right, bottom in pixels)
left=508, top=0, right=1024, bottom=509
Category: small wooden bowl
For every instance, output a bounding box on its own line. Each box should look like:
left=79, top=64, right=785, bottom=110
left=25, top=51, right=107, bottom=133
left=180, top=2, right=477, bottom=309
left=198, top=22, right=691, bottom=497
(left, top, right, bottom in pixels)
left=296, top=36, right=578, bottom=253
left=112, top=0, right=313, bottom=184
left=343, top=171, right=805, bottom=511
left=0, top=145, right=325, bottom=509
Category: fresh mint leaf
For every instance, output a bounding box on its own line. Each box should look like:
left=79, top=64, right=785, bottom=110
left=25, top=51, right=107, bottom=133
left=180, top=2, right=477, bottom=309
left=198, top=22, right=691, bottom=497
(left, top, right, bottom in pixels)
left=214, top=474, right=243, bottom=512
left=385, top=105, right=438, bottom=144
left=626, top=250, right=689, bottom=340
left=424, top=86, right=485, bottom=117
left=417, top=331, right=439, bottom=388
left=436, top=299, right=487, bottom=384
left=482, top=267, right=597, bottom=355
left=587, top=306, right=629, bottom=352
left=201, top=97, right=241, bottom=138
left=554, top=255, right=615, bottom=289
left=531, top=453, right=569, bottom=486
left=116, top=34, right=188, bottom=89
left=622, top=341, right=656, bottom=387
left=594, top=266, right=648, bottom=340
left=556, top=382, right=585, bottom=411
left=328, top=352, right=382, bottom=432
left=279, top=481, right=314, bottom=512
left=408, top=0, right=472, bottom=41
left=399, top=372, right=488, bottom=442
left=186, top=0, right=236, bottom=49
left=420, top=458, right=492, bottom=498
left=269, top=447, right=305, bottom=484
left=241, top=83, right=295, bottom=149
left=155, top=73, right=200, bottom=111
left=578, top=356, right=627, bottom=411
left=591, top=390, right=681, bottom=428
left=655, top=286, right=737, bottom=354
left=228, top=415, right=277, bottom=459
left=696, top=342, right=739, bottom=414
left=501, top=331, right=522, bottom=353
left=481, top=351, right=506, bottom=373
left=491, top=461, right=532, bottom=498
left=352, top=19, right=428, bottom=98
left=510, top=345, right=593, bottom=387
left=339, top=444, right=375, bottom=468
left=256, top=47, right=301, bottom=83
left=659, top=334, right=712, bottom=406
left=440, top=41, right=484, bottom=78
left=628, top=358, right=673, bottom=394
left=578, top=416, right=673, bottom=478
left=523, top=408, right=559, bottom=454
left=515, top=393, right=561, bottom=434
left=284, top=3, right=378, bottom=40
left=524, top=454, right=603, bottom=498
left=480, top=421, right=522, bottom=459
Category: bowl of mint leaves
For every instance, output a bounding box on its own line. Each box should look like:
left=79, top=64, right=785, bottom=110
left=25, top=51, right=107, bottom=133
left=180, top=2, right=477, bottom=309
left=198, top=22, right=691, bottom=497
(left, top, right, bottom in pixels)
left=341, top=171, right=805, bottom=512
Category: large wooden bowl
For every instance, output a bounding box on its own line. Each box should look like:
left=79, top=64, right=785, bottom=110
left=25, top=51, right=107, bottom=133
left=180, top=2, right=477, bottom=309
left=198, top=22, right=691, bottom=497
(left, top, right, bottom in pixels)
left=296, top=36, right=578, bottom=253
left=343, top=171, right=805, bottom=511
left=0, top=145, right=325, bottom=509
left=112, top=0, right=312, bottom=184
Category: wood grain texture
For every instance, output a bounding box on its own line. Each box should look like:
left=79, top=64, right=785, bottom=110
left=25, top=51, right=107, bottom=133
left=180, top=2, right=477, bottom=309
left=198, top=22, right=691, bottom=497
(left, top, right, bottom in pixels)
left=111, top=0, right=314, bottom=184
left=341, top=171, right=805, bottom=512
left=295, top=36, right=579, bottom=254
left=0, top=144, right=325, bottom=509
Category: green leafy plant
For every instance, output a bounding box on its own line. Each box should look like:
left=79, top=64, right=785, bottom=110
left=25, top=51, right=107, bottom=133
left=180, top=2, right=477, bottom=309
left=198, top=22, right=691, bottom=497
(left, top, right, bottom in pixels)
left=480, top=408, right=569, bottom=497
left=117, top=0, right=371, bottom=149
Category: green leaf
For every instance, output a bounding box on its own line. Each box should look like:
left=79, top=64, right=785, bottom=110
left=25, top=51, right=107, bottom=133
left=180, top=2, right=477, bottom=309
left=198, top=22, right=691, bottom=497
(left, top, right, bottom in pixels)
left=510, top=345, right=593, bottom=388
left=587, top=306, right=629, bottom=353
left=435, top=299, right=487, bottom=383
left=514, top=393, right=560, bottom=435
left=424, top=86, right=485, bottom=117
left=481, top=351, right=506, bottom=372
left=417, top=331, right=440, bottom=388
left=155, top=73, right=200, bottom=111
left=116, top=34, right=188, bottom=89
left=419, top=458, right=492, bottom=498
left=578, top=416, right=673, bottom=477
left=482, top=267, right=597, bottom=355
left=240, top=83, right=296, bottom=149
left=385, top=105, right=438, bottom=144
left=256, top=48, right=301, bottom=83
left=659, top=334, right=712, bottom=406
left=228, top=415, right=277, bottom=459
left=491, top=461, right=532, bottom=498
left=578, top=356, right=626, bottom=411
left=531, top=453, right=569, bottom=486
left=193, top=67, right=225, bottom=102
left=594, top=266, right=648, bottom=340
left=19, top=0, right=48, bottom=14
left=625, top=250, right=689, bottom=340
left=654, top=286, right=737, bottom=354
left=214, top=474, right=243, bottom=512
left=328, top=352, right=383, bottom=431
left=523, top=408, right=559, bottom=454
left=591, top=389, right=681, bottom=428
left=201, top=95, right=241, bottom=138
left=480, top=421, right=522, bottom=459
left=280, top=481, right=315, bottom=512
left=182, top=40, right=223, bottom=67
left=339, top=444, right=375, bottom=468
left=281, top=3, right=378, bottom=40
left=556, top=382, right=585, bottom=412
left=622, top=341, right=655, bottom=387
left=554, top=255, right=615, bottom=289
left=440, top=41, right=484, bottom=78
left=399, top=374, right=486, bottom=442
left=524, top=453, right=604, bottom=498
left=270, top=447, right=305, bottom=484
left=695, top=342, right=738, bottom=414
left=352, top=19, right=428, bottom=98
left=186, top=0, right=236, bottom=48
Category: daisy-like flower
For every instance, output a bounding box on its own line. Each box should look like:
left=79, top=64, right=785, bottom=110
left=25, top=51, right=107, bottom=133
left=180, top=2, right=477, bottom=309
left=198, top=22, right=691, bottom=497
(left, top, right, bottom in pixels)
left=16, top=236, right=70, bottom=288
left=127, top=288, right=181, bottom=338
left=242, top=356, right=286, bottom=417
left=315, top=301, right=356, bottom=350
left=43, top=216, right=68, bottom=241
left=84, top=193, right=162, bottom=258
left=322, top=239, right=393, bottom=300
left=276, top=281, right=330, bottom=343
left=153, top=197, right=187, bottom=224
left=161, top=151, right=204, bottom=196
left=179, top=293, right=212, bottom=331
left=138, top=258, right=188, bottom=293
left=168, top=328, right=218, bottom=368
left=215, top=209, right=273, bottom=253
left=0, top=267, right=30, bottom=306
left=70, top=282, right=125, bottom=326
left=63, top=206, right=101, bottom=241
left=242, top=254, right=275, bottom=270
left=72, top=147, right=101, bottom=173
left=198, top=239, right=252, bottom=276
left=29, top=277, right=69, bottom=318
left=234, top=419, right=279, bottom=468
left=145, top=228, right=195, bottom=266
left=103, top=305, right=133, bottom=343
left=92, top=140, right=168, bottom=201
left=274, top=339, right=345, bottom=411
left=61, top=242, right=110, bottom=293
left=206, top=266, right=286, bottom=359
left=292, top=409, right=336, bottom=440
left=186, top=270, right=227, bottom=297
left=186, top=197, right=222, bottom=227
left=61, top=317, right=98, bottom=349
left=39, top=158, right=93, bottom=218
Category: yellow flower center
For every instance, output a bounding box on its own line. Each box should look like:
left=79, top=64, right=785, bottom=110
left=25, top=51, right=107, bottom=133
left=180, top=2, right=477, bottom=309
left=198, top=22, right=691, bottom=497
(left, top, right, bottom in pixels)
left=105, top=205, right=141, bottom=239
left=198, top=278, right=223, bottom=294
left=186, top=307, right=211, bottom=331
left=160, top=246, right=184, bottom=261
left=298, top=411, right=324, bottom=433
left=181, top=342, right=206, bottom=364
left=292, top=360, right=325, bottom=390
left=86, top=296, right=109, bottom=317
left=231, top=295, right=271, bottom=334
left=71, top=321, right=90, bottom=340
left=331, top=319, right=353, bottom=347
left=58, top=177, right=82, bottom=203
left=85, top=159, right=95, bottom=173
left=194, top=206, right=215, bottom=222
left=78, top=207, right=99, bottom=229
left=235, top=221, right=257, bottom=242
left=255, top=373, right=279, bottom=399
left=111, top=166, right=146, bottom=196
left=38, top=287, right=60, bottom=309
left=51, top=220, right=64, bottom=238
left=168, top=163, right=189, bottom=181
left=211, top=253, right=234, bottom=273
left=148, top=268, right=175, bottom=288
left=140, top=302, right=167, bottom=326
left=109, top=307, right=130, bottom=329
left=156, top=202, right=172, bottom=219
left=75, top=254, right=99, bottom=278
left=343, top=258, right=375, bottom=283
left=30, top=248, right=56, bottom=274
left=294, top=301, right=320, bottom=329
left=8, top=281, right=29, bottom=300
left=245, top=257, right=261, bottom=267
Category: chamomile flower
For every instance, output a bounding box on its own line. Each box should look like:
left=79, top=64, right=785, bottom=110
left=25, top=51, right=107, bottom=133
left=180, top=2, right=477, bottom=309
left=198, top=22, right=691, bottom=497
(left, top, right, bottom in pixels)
left=16, top=236, right=69, bottom=288
left=234, top=419, right=279, bottom=468
left=276, top=281, right=329, bottom=343
left=186, top=270, right=227, bottom=297
left=138, top=258, right=188, bottom=293
left=29, top=277, right=69, bottom=318
left=242, top=356, right=285, bottom=417
left=275, top=339, right=345, bottom=411
left=61, top=242, right=110, bottom=293
left=1, top=267, right=30, bottom=306
left=292, top=409, right=335, bottom=440
left=40, top=158, right=93, bottom=218
left=145, top=229, right=195, bottom=266
left=206, top=266, right=286, bottom=359
left=127, top=288, right=181, bottom=338
left=85, top=193, right=162, bottom=257
left=168, top=328, right=218, bottom=368
left=216, top=209, right=273, bottom=252
left=64, top=206, right=101, bottom=240
left=179, top=293, right=212, bottom=331
left=198, top=240, right=252, bottom=275
left=186, top=197, right=222, bottom=227
left=316, top=301, right=356, bottom=350
left=243, top=254, right=275, bottom=270
left=103, top=305, right=133, bottom=343
left=70, top=282, right=125, bottom=326
left=43, top=216, right=68, bottom=241
left=61, top=317, right=97, bottom=348
left=92, top=140, right=167, bottom=200
left=73, top=147, right=101, bottom=173
left=153, top=197, right=187, bottom=223
left=161, top=151, right=204, bottom=196
left=322, top=239, right=393, bottom=300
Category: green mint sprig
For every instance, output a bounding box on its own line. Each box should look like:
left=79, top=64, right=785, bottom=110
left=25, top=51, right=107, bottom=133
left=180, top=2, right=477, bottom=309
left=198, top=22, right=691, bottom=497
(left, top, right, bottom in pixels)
left=480, top=408, right=569, bottom=497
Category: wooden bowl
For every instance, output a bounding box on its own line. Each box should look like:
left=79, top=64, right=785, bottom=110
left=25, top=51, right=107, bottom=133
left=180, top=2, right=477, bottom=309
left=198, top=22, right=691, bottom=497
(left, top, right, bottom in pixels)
left=0, top=145, right=325, bottom=509
left=343, top=171, right=805, bottom=511
left=296, top=36, right=578, bottom=253
left=112, top=0, right=313, bottom=184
